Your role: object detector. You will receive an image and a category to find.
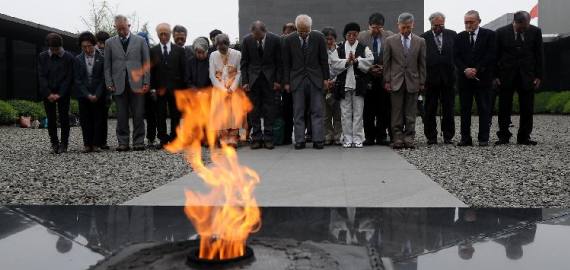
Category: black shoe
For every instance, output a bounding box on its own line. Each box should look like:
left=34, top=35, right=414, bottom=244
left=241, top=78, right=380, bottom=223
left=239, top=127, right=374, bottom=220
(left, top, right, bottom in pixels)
left=133, top=145, right=146, bottom=151
left=313, top=142, right=324, bottom=150
left=456, top=140, right=473, bottom=147
left=83, top=146, right=93, bottom=153
left=517, top=140, right=537, bottom=146
left=427, top=139, right=438, bottom=145
left=282, top=139, right=293, bottom=146
left=443, top=139, right=453, bottom=145
left=363, top=139, right=375, bottom=146
left=51, top=143, right=60, bottom=154
left=99, top=145, right=110, bottom=150
left=264, top=141, right=275, bottom=150
left=294, top=142, right=306, bottom=150
left=58, top=143, right=68, bottom=153
left=376, top=139, right=390, bottom=146
left=495, top=139, right=509, bottom=146
left=250, top=141, right=263, bottom=150
left=116, top=145, right=130, bottom=152
left=479, top=141, right=489, bottom=147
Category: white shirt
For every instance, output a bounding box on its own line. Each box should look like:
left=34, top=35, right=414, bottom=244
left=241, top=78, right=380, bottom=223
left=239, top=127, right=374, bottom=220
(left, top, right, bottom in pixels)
left=470, top=27, right=480, bottom=43
left=401, top=33, right=413, bottom=50
left=256, top=34, right=266, bottom=49
left=160, top=42, right=172, bottom=55
left=330, top=41, right=374, bottom=90
left=85, top=53, right=95, bottom=77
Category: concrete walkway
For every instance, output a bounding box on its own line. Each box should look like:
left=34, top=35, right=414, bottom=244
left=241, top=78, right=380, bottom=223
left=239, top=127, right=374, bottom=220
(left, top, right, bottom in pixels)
left=124, top=145, right=466, bottom=207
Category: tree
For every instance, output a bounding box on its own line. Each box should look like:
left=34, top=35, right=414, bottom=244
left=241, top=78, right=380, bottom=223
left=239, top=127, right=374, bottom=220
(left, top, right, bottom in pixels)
left=80, top=0, right=147, bottom=37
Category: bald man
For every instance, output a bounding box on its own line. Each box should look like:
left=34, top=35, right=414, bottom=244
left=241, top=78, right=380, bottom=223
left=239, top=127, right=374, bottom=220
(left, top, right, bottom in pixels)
left=150, top=23, right=187, bottom=148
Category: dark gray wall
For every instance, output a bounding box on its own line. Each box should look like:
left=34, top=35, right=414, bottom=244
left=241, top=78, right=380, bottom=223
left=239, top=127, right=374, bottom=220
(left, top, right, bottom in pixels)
left=238, top=0, right=424, bottom=39
left=540, top=0, right=570, bottom=34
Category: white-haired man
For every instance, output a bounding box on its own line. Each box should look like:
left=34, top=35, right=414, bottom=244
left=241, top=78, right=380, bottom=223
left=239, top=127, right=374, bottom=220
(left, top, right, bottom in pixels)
left=104, top=15, right=150, bottom=151
left=282, top=14, right=330, bottom=150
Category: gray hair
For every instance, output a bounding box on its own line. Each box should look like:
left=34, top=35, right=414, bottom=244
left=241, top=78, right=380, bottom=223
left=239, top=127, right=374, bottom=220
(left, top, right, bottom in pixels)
left=398, top=12, right=415, bottom=24
left=192, top=37, right=209, bottom=52
left=295, top=14, right=313, bottom=29
left=429, top=12, right=446, bottom=23
left=114, top=15, right=128, bottom=24
left=214, top=33, right=230, bottom=46
left=250, top=20, right=267, bottom=32
left=465, top=10, right=481, bottom=20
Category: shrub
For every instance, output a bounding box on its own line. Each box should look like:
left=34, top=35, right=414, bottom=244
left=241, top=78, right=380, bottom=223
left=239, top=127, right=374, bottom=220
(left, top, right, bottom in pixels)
left=7, top=100, right=46, bottom=120
left=534, top=92, right=556, bottom=113
left=109, top=100, right=117, bottom=118
left=0, top=100, right=18, bottom=125
left=70, top=99, right=80, bottom=115
left=563, top=100, right=570, bottom=114
left=546, top=92, right=570, bottom=113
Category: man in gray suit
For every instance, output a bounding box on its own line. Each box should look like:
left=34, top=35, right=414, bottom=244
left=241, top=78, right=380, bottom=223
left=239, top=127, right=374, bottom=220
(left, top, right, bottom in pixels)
left=282, top=14, right=330, bottom=150
left=358, top=13, right=395, bottom=146
left=383, top=12, right=426, bottom=149
left=104, top=15, right=150, bottom=151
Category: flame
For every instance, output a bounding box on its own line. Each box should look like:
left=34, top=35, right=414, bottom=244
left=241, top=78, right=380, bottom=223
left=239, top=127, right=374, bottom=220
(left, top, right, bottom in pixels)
left=165, top=87, right=261, bottom=260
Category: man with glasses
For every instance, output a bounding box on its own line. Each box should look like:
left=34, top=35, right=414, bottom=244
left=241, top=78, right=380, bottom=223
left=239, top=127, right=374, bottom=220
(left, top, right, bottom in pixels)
left=421, top=12, right=457, bottom=145
left=358, top=13, right=394, bottom=146
left=454, top=10, right=496, bottom=147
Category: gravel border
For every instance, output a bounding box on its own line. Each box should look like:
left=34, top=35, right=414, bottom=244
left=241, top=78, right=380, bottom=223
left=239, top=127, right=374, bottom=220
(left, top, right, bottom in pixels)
left=396, top=115, right=570, bottom=207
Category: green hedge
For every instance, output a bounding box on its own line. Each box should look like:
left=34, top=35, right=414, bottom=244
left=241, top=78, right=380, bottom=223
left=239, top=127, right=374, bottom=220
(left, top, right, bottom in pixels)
left=0, top=100, right=18, bottom=125
left=7, top=100, right=46, bottom=120
left=451, top=91, right=569, bottom=115
left=545, top=92, right=570, bottom=113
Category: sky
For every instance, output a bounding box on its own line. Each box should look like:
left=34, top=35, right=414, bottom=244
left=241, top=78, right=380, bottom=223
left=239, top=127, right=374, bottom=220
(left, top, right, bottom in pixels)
left=1, top=0, right=537, bottom=44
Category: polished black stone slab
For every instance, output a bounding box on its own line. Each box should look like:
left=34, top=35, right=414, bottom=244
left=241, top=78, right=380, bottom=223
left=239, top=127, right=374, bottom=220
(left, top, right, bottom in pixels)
left=0, top=206, right=568, bottom=270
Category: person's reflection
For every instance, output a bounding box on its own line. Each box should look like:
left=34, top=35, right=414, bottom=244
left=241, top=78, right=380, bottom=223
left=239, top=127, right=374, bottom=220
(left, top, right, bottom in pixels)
left=425, top=208, right=456, bottom=251
left=56, top=236, right=73, bottom=253
left=329, top=208, right=380, bottom=245
left=494, top=209, right=541, bottom=260
left=381, top=209, right=427, bottom=259
left=454, top=209, right=500, bottom=260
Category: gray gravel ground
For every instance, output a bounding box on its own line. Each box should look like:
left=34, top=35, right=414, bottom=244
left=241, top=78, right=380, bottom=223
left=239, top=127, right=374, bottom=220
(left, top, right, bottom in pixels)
left=0, top=120, right=192, bottom=204
left=397, top=115, right=570, bottom=207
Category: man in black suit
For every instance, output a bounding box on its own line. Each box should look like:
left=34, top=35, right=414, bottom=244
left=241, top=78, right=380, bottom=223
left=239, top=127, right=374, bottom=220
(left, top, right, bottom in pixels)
left=75, top=32, right=107, bottom=153
left=241, top=21, right=282, bottom=150
left=38, top=33, right=76, bottom=154
left=150, top=23, right=187, bottom=148
left=280, top=23, right=297, bottom=146
left=454, top=10, right=496, bottom=147
left=282, top=14, right=330, bottom=150
left=172, top=25, right=195, bottom=61
left=495, top=11, right=543, bottom=146
left=421, top=12, right=457, bottom=145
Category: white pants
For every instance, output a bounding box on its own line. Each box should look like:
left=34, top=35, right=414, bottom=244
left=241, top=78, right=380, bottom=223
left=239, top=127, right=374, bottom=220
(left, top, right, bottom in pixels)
left=340, top=89, right=365, bottom=144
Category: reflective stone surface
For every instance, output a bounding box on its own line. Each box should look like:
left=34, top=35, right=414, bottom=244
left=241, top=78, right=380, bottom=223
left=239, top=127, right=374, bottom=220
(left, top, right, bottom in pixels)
left=0, top=206, right=568, bottom=270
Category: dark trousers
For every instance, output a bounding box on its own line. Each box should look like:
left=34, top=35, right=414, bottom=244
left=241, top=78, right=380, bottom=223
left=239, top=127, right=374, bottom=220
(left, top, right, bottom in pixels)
left=145, top=92, right=158, bottom=143
left=281, top=91, right=294, bottom=144
left=364, top=79, right=392, bottom=143
left=292, top=78, right=324, bottom=143
left=497, top=74, right=534, bottom=142
left=100, top=98, right=111, bottom=147
left=114, top=85, right=146, bottom=146
left=79, top=98, right=106, bottom=146
left=424, top=81, right=455, bottom=141
left=459, top=81, right=491, bottom=143
left=248, top=75, right=276, bottom=142
left=43, top=96, right=70, bottom=146
left=157, top=90, right=181, bottom=143
left=390, top=84, right=418, bottom=144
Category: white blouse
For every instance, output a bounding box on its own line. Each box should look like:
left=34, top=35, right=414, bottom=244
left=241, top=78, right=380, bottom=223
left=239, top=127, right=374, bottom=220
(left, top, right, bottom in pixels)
left=209, top=48, right=242, bottom=92
left=330, top=40, right=374, bottom=90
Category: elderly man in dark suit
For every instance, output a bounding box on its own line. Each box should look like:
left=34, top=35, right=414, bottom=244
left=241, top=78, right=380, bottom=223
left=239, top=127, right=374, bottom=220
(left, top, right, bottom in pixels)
left=495, top=11, right=543, bottom=146
left=241, top=21, right=282, bottom=150
left=421, top=12, right=457, bottom=145
left=75, top=31, right=107, bottom=153
left=383, top=12, right=427, bottom=149
left=454, top=10, right=496, bottom=147
left=104, top=15, right=150, bottom=151
left=172, top=25, right=195, bottom=61
left=358, top=13, right=395, bottom=146
left=282, top=14, right=330, bottom=150
left=150, top=23, right=187, bottom=148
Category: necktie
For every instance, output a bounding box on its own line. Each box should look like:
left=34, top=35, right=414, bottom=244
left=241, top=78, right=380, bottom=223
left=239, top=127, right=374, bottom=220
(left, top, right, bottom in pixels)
left=372, top=37, right=379, bottom=58
left=469, top=32, right=475, bottom=48
left=404, top=36, right=410, bottom=56
left=435, top=33, right=443, bottom=54
left=163, top=45, right=168, bottom=64
left=121, top=37, right=128, bottom=52
left=257, top=39, right=264, bottom=58
left=516, top=31, right=524, bottom=46
left=302, top=37, right=308, bottom=59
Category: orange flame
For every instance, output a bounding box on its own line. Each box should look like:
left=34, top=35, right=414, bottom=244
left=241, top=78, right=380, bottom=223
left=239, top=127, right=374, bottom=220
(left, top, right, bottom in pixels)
left=165, top=87, right=261, bottom=260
